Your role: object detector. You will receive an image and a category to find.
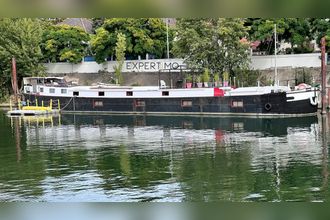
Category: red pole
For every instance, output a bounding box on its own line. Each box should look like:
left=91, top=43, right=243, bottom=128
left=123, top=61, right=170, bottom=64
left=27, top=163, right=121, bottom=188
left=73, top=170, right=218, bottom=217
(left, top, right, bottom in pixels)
left=321, top=37, right=327, bottom=114
left=11, top=57, right=18, bottom=105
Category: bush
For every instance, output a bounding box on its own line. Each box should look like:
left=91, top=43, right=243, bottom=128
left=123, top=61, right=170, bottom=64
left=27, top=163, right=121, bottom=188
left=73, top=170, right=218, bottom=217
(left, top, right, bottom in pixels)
left=185, top=74, right=192, bottom=82
left=214, top=73, right=220, bottom=82
left=202, top=68, right=210, bottom=82
left=0, top=89, right=9, bottom=103
left=234, top=69, right=262, bottom=87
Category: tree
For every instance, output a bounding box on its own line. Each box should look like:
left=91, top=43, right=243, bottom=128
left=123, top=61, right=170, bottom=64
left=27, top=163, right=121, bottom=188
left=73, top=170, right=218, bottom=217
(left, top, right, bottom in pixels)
left=41, top=24, right=90, bottom=63
left=310, top=18, right=330, bottom=51
left=0, top=18, right=45, bottom=100
left=114, top=33, right=127, bottom=84
left=172, top=18, right=250, bottom=76
left=248, top=18, right=313, bottom=54
left=91, top=18, right=172, bottom=63
left=91, top=18, right=106, bottom=33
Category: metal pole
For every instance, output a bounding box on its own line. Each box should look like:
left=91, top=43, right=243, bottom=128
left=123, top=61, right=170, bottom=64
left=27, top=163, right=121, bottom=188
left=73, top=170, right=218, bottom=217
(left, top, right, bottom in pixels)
left=321, top=37, right=327, bottom=114
left=166, top=18, right=170, bottom=59
left=274, top=24, right=278, bottom=86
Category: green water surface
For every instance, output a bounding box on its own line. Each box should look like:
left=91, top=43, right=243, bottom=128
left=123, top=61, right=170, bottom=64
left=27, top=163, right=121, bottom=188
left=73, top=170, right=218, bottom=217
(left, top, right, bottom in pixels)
left=0, top=111, right=329, bottom=201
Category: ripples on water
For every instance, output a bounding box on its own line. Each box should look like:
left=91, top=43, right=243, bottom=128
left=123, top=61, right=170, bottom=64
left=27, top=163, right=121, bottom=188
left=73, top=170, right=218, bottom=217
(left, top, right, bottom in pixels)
left=0, top=112, right=328, bottom=202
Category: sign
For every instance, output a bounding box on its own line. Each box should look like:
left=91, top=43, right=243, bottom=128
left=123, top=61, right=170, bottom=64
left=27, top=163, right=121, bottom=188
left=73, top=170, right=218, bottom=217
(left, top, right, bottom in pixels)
left=123, top=59, right=187, bottom=72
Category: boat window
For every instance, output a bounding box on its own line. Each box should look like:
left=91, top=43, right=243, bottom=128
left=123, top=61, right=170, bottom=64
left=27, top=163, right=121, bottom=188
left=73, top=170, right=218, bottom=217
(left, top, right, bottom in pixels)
left=40, top=87, right=44, bottom=93
left=162, top=91, right=169, bottom=96
left=99, top=91, right=105, bottom=96
left=232, top=122, right=244, bottom=130
left=126, top=91, right=133, bottom=96
left=49, top=88, right=55, bottom=93
left=94, top=101, right=103, bottom=107
left=181, top=100, right=193, bottom=107
left=61, top=89, right=67, bottom=94
left=135, top=100, right=145, bottom=107
left=232, top=100, right=243, bottom=108
left=73, top=91, right=79, bottom=96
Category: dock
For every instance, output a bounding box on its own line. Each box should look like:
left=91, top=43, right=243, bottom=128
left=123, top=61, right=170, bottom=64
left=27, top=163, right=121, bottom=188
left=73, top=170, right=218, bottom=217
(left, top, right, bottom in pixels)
left=8, top=109, right=60, bottom=116
left=7, top=99, right=61, bottom=116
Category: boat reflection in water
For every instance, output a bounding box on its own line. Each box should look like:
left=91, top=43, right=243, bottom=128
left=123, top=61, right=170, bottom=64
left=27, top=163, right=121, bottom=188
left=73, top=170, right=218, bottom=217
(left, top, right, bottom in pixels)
left=3, top=113, right=328, bottom=202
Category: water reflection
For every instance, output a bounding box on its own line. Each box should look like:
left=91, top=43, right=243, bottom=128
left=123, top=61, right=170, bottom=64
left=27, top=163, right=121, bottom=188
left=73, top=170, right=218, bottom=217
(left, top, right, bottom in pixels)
left=0, top=112, right=329, bottom=201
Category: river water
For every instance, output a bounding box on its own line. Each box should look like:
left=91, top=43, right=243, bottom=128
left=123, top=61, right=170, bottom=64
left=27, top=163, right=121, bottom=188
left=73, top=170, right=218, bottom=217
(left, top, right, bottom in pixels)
left=0, top=110, right=329, bottom=202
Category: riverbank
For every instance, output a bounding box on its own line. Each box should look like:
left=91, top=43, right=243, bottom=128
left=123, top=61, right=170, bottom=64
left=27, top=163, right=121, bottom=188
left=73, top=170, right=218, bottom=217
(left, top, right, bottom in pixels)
left=0, top=103, right=13, bottom=111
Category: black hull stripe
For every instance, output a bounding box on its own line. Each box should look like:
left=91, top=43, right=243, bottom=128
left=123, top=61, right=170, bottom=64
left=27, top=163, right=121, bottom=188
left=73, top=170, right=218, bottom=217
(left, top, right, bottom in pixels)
left=24, top=92, right=318, bottom=116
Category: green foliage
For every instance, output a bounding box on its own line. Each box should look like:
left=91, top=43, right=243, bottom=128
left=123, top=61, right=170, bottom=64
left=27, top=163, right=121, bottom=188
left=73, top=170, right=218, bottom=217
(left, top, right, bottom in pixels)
left=248, top=18, right=314, bottom=54
left=173, top=18, right=250, bottom=75
left=0, top=18, right=45, bottom=98
left=41, top=24, right=90, bottom=63
left=223, top=72, right=229, bottom=81
left=214, top=72, right=220, bottom=82
left=185, top=74, right=192, bottom=82
left=310, top=18, right=330, bottom=51
left=249, top=18, right=288, bottom=41
left=114, top=33, right=127, bottom=85
left=92, top=18, right=106, bottom=32
left=234, top=69, right=261, bottom=87
left=202, top=68, right=210, bottom=82
left=91, top=18, right=173, bottom=63
left=195, top=75, right=202, bottom=83
left=90, top=27, right=114, bottom=63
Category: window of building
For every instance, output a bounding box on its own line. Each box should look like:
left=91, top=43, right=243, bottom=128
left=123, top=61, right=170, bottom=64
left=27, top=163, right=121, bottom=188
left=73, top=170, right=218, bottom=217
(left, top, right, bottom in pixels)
left=126, top=91, right=133, bottom=96
left=61, top=89, right=67, bottom=94
left=162, top=91, right=169, bottom=96
left=181, top=100, right=193, bottom=107
left=94, top=101, right=103, bottom=107
left=73, top=91, right=79, bottom=96
left=135, top=100, right=145, bottom=107
left=232, top=100, right=243, bottom=108
left=40, top=87, right=44, bottom=93
left=49, top=88, right=55, bottom=93
left=99, top=91, right=105, bottom=96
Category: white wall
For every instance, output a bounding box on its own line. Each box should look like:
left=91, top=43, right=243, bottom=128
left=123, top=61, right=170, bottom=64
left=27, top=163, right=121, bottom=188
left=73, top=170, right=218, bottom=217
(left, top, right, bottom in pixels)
left=44, top=53, right=324, bottom=74
left=250, top=53, right=323, bottom=70
left=45, top=59, right=187, bottom=74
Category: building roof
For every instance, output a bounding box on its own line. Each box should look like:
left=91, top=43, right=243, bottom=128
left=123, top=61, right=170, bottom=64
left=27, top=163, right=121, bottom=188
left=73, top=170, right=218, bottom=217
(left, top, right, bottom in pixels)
left=162, top=18, right=176, bottom=27
left=58, top=18, right=93, bottom=33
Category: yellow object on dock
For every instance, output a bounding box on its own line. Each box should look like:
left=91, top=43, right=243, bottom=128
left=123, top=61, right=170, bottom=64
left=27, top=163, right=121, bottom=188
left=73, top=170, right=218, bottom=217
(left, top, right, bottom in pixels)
left=7, top=99, right=61, bottom=116
left=22, top=106, right=52, bottom=111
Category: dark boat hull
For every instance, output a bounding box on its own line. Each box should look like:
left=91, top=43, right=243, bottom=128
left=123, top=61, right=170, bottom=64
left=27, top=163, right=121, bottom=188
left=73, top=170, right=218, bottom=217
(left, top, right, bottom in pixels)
left=23, top=92, right=318, bottom=116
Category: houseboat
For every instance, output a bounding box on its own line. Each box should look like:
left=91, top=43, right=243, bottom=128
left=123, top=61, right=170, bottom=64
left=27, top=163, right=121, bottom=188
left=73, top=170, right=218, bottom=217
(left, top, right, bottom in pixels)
left=22, top=77, right=319, bottom=116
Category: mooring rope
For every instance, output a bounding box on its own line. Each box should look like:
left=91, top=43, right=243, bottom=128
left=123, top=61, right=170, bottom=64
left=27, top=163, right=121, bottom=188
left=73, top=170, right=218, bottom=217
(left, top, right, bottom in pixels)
left=60, top=97, right=74, bottom=111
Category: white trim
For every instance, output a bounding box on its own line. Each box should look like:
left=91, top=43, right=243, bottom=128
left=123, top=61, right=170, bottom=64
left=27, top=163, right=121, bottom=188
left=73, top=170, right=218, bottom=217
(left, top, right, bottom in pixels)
left=286, top=90, right=318, bottom=102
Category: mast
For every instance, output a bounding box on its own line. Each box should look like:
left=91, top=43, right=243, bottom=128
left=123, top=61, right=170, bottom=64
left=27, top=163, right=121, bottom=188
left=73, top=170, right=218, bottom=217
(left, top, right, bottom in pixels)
left=166, top=18, right=170, bottom=59
left=321, top=37, right=327, bottom=114
left=274, top=24, right=278, bottom=86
